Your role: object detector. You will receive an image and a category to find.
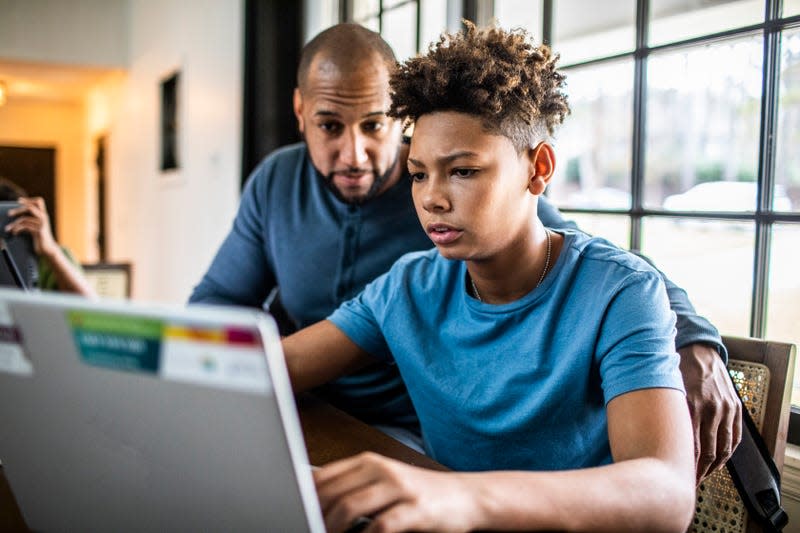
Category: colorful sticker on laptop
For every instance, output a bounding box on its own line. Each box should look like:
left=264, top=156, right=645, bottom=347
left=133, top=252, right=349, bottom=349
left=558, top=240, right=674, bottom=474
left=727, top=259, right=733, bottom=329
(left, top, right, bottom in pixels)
left=68, top=310, right=163, bottom=374
left=67, top=309, right=270, bottom=395
left=159, top=324, right=270, bottom=395
left=0, top=301, right=33, bottom=377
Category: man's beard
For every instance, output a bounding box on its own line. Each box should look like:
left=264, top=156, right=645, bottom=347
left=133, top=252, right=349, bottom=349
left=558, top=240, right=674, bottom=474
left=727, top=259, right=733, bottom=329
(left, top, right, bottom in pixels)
left=320, top=152, right=401, bottom=206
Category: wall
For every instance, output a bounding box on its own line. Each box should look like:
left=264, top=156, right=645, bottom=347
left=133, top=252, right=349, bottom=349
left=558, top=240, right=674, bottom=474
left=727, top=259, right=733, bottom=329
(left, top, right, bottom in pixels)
left=105, top=0, right=243, bottom=302
left=0, top=99, right=89, bottom=258
left=0, top=0, right=129, bottom=67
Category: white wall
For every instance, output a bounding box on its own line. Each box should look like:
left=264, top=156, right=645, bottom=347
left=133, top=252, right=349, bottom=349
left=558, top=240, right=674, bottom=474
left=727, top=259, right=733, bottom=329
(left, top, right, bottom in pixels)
left=105, top=0, right=243, bottom=302
left=0, top=0, right=129, bottom=67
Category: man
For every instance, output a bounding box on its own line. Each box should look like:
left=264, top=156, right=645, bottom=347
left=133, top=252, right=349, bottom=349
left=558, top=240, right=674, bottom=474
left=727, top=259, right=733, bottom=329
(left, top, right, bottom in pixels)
left=190, top=23, right=739, bottom=482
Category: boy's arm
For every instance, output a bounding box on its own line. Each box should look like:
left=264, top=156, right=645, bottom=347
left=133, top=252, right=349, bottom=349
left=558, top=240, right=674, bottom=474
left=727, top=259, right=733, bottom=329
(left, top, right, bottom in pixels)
left=282, top=320, right=375, bottom=393
left=315, top=387, right=695, bottom=533
left=538, top=196, right=741, bottom=480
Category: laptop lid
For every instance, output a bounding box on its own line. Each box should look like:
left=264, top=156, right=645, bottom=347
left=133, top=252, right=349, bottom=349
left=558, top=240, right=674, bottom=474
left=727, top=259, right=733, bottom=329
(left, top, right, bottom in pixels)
left=0, top=289, right=324, bottom=532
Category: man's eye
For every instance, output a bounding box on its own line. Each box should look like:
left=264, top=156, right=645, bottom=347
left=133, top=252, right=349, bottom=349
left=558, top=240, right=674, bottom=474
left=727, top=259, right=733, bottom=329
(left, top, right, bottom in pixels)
left=452, top=168, right=476, bottom=178
left=319, top=122, right=342, bottom=134
left=362, top=121, right=384, bottom=133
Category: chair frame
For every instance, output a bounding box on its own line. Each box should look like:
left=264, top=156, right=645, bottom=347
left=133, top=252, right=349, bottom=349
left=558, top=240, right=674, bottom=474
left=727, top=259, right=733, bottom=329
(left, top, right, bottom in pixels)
left=721, top=335, right=796, bottom=533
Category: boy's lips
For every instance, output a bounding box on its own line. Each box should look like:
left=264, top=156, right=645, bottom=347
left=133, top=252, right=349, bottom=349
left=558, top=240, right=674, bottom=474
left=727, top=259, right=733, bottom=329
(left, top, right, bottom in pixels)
left=426, top=223, right=463, bottom=245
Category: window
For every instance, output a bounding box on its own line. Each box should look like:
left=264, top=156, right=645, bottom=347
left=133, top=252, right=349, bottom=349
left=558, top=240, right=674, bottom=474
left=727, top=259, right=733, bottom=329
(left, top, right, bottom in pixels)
left=490, top=0, right=800, bottom=442
left=345, top=0, right=449, bottom=60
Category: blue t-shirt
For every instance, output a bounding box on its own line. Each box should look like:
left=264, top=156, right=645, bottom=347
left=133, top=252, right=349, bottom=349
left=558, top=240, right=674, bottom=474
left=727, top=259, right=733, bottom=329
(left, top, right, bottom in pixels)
left=329, top=230, right=685, bottom=472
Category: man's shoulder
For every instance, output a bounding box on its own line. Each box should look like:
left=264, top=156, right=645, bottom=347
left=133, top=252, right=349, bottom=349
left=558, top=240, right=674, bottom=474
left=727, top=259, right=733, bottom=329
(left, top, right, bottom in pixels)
left=256, top=142, right=308, bottom=171
left=563, top=230, right=658, bottom=278
left=247, top=143, right=309, bottom=183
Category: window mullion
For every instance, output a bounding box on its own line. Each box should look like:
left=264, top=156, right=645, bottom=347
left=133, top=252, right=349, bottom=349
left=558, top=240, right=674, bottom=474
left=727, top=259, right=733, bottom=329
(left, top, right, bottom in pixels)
left=750, top=0, right=783, bottom=337
left=629, top=0, right=649, bottom=252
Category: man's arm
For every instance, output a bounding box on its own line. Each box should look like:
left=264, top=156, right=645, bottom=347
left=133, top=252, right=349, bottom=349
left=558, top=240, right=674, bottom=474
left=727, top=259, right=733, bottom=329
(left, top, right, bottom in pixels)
left=538, top=195, right=741, bottom=481
left=315, top=388, right=696, bottom=533
left=189, top=170, right=277, bottom=307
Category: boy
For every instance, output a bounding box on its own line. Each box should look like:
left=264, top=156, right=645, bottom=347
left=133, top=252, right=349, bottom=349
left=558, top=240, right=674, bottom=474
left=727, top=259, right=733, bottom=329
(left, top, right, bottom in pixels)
left=284, top=24, right=695, bottom=532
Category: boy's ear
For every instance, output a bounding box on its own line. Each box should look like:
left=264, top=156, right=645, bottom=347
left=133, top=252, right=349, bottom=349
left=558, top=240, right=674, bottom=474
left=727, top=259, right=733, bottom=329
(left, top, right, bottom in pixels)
left=527, top=142, right=556, bottom=196
left=293, top=88, right=305, bottom=133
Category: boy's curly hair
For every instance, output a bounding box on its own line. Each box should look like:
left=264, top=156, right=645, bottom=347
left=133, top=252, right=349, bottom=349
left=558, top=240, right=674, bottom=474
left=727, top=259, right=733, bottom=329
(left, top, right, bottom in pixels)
left=388, top=22, right=570, bottom=151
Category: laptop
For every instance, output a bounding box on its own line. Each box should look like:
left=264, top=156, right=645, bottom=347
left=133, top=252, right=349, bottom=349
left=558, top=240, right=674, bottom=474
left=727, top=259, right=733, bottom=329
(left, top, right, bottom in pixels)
left=0, top=289, right=325, bottom=532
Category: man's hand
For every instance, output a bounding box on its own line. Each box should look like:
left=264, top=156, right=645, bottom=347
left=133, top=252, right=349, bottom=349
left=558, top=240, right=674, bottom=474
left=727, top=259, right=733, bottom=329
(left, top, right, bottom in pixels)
left=6, top=197, right=58, bottom=257
left=315, top=452, right=481, bottom=533
left=678, top=343, right=742, bottom=484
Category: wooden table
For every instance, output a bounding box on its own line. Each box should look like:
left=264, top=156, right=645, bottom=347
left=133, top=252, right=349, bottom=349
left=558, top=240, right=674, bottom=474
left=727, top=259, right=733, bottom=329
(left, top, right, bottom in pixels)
left=0, top=394, right=445, bottom=530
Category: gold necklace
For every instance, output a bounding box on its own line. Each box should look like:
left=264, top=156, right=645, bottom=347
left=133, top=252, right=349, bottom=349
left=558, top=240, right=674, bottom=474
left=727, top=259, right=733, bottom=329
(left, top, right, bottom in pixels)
left=470, top=229, right=552, bottom=303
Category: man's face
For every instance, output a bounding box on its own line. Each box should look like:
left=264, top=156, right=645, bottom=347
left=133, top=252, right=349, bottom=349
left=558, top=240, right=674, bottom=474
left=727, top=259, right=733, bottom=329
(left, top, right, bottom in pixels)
left=293, top=53, right=403, bottom=204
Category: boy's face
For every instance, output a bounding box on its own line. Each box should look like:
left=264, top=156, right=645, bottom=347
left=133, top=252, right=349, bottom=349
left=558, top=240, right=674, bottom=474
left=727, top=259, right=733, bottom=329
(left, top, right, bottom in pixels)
left=293, top=53, right=404, bottom=204
left=407, top=111, right=545, bottom=261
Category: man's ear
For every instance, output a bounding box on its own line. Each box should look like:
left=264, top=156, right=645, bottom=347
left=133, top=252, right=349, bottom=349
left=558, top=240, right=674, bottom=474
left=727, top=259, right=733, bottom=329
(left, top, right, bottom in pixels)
left=527, top=142, right=556, bottom=196
left=293, top=88, right=305, bottom=133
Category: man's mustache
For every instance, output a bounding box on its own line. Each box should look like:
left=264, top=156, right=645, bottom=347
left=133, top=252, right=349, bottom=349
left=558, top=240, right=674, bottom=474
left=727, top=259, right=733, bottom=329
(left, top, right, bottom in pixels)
left=330, top=167, right=375, bottom=176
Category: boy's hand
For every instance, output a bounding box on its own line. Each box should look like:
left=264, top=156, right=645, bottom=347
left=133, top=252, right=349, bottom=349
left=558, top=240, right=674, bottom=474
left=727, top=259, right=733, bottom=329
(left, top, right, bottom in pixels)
left=315, top=452, right=480, bottom=533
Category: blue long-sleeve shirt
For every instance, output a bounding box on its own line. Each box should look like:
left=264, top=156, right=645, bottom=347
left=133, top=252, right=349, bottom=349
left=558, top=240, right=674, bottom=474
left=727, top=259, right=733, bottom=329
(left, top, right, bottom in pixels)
left=190, top=143, right=725, bottom=432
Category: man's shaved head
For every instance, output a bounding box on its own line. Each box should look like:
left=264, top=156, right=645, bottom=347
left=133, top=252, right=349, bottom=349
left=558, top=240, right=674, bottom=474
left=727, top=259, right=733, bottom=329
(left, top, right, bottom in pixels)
left=297, top=23, right=397, bottom=91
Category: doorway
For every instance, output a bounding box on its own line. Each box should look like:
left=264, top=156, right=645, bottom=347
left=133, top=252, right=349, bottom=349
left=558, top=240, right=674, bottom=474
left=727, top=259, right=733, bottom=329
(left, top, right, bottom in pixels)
left=0, top=146, right=57, bottom=239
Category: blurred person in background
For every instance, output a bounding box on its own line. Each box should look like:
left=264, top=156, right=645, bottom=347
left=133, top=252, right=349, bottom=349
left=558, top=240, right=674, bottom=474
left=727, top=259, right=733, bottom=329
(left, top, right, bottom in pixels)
left=0, top=177, right=95, bottom=296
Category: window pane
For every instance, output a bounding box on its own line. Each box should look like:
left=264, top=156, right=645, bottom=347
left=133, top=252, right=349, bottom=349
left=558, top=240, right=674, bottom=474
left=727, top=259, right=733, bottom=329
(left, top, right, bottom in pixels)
left=549, top=60, right=633, bottom=210
left=384, top=0, right=411, bottom=7
left=785, top=0, right=800, bottom=17
left=382, top=2, right=417, bottom=60
left=775, top=28, right=800, bottom=212
left=558, top=213, right=630, bottom=250
left=353, top=0, right=380, bottom=20
left=766, top=224, right=800, bottom=406
left=645, top=36, right=763, bottom=210
left=494, top=0, right=543, bottom=39
left=641, top=217, right=754, bottom=336
left=552, top=0, right=635, bottom=65
left=649, top=0, right=764, bottom=47
left=360, top=17, right=380, bottom=32
left=420, top=0, right=448, bottom=51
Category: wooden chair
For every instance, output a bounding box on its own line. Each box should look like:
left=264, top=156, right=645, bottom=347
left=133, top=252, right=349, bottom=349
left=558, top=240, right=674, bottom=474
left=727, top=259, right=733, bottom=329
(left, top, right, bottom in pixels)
left=690, top=335, right=797, bottom=533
